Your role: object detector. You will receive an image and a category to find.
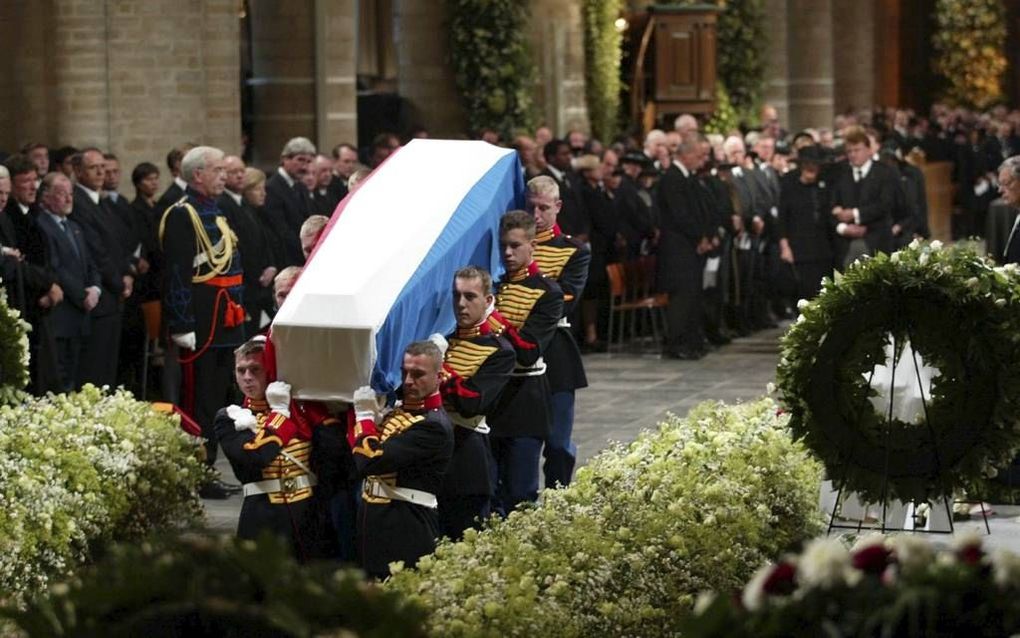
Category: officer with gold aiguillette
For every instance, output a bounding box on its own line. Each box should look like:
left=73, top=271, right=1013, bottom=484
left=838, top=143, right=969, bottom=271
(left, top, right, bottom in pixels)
left=348, top=340, right=454, bottom=579
left=432, top=266, right=515, bottom=540
left=160, top=146, right=246, bottom=498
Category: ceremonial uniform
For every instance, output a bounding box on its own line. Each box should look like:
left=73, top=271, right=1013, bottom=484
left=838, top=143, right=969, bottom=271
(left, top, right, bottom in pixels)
left=348, top=392, right=454, bottom=578
left=160, top=188, right=245, bottom=463
left=488, top=261, right=564, bottom=513
left=534, top=225, right=589, bottom=488
left=215, top=397, right=336, bottom=561
left=438, top=315, right=515, bottom=539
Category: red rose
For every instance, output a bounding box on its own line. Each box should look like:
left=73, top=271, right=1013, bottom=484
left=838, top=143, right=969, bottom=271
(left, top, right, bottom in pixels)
left=763, top=561, right=797, bottom=596
left=852, top=544, right=892, bottom=575
left=957, top=543, right=983, bottom=566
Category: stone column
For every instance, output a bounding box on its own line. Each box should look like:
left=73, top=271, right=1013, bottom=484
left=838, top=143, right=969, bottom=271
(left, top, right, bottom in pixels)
left=313, top=0, right=358, bottom=152
left=527, top=0, right=588, bottom=136
left=831, top=0, right=875, bottom=113
left=786, top=0, right=834, bottom=131
left=761, top=0, right=789, bottom=125
left=393, top=0, right=465, bottom=137
left=247, top=0, right=316, bottom=167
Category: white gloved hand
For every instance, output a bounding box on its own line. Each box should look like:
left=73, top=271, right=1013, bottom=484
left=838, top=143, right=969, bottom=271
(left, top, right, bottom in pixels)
left=265, top=381, right=292, bottom=418
left=353, top=385, right=379, bottom=423
left=171, top=331, right=196, bottom=350
left=226, top=405, right=258, bottom=432
left=428, top=332, right=449, bottom=356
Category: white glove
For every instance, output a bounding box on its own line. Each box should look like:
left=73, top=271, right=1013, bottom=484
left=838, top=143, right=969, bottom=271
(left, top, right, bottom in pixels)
left=265, top=381, right=292, bottom=418
left=171, top=332, right=196, bottom=350
left=428, top=332, right=449, bottom=356
left=353, top=385, right=379, bottom=423
left=226, top=405, right=257, bottom=432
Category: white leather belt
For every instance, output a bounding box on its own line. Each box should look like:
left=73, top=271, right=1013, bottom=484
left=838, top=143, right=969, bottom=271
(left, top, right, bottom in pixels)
left=364, top=478, right=438, bottom=509
left=557, top=317, right=571, bottom=328
left=450, top=413, right=490, bottom=434
left=243, top=474, right=316, bottom=497
left=511, top=356, right=547, bottom=377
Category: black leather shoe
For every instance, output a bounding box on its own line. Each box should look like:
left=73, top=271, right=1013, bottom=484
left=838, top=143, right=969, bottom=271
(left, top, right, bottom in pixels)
left=199, top=479, right=241, bottom=500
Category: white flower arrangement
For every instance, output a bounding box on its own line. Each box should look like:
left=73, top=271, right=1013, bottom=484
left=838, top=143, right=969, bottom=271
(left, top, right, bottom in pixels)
left=0, top=386, right=207, bottom=605
left=387, top=399, right=822, bottom=637
left=0, top=280, right=31, bottom=405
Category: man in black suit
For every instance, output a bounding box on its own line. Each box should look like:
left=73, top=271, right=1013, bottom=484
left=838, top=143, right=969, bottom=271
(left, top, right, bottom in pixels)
left=999, top=156, right=1020, bottom=264
left=329, top=143, right=357, bottom=201
left=156, top=146, right=190, bottom=214
left=657, top=133, right=712, bottom=359
left=264, top=137, right=316, bottom=267
left=830, top=126, right=897, bottom=269
left=540, top=139, right=589, bottom=240
left=36, top=172, right=101, bottom=391
left=309, top=154, right=340, bottom=216
left=0, top=169, right=22, bottom=288
left=4, top=154, right=62, bottom=393
left=72, top=148, right=134, bottom=388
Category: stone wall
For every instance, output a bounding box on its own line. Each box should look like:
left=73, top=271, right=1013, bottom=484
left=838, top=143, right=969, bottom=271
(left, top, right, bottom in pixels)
left=0, top=0, right=242, bottom=193
left=528, top=0, right=589, bottom=136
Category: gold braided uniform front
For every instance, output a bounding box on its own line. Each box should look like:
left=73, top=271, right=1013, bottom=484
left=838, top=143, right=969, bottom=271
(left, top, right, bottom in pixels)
left=242, top=410, right=313, bottom=504
left=360, top=408, right=426, bottom=504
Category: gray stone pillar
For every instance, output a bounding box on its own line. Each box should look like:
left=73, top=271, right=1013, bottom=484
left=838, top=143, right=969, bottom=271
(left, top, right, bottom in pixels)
left=786, top=0, right=834, bottom=131
left=314, top=0, right=358, bottom=152
left=527, top=0, right=588, bottom=135
left=762, top=0, right=789, bottom=125
left=832, top=0, right=875, bottom=113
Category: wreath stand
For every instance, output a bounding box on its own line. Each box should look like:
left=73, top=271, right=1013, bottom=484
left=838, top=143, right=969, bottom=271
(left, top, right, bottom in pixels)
left=823, top=330, right=992, bottom=536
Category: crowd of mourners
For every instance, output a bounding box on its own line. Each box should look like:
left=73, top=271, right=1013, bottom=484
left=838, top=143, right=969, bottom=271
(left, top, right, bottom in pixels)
left=2, top=100, right=1019, bottom=576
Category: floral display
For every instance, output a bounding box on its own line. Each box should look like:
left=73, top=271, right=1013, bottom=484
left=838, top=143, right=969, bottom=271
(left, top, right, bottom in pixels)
left=0, top=386, right=208, bottom=605
left=686, top=532, right=1020, bottom=636
left=387, top=399, right=822, bottom=637
left=932, top=0, right=1007, bottom=110
left=777, top=240, right=1020, bottom=504
left=582, top=0, right=624, bottom=143
left=3, top=533, right=426, bottom=637
left=0, top=280, right=31, bottom=405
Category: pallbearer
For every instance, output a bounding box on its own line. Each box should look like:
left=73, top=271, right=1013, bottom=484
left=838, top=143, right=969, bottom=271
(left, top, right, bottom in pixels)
left=348, top=340, right=454, bottom=579
left=488, top=211, right=564, bottom=514
left=434, top=266, right=515, bottom=540
left=527, top=176, right=590, bottom=488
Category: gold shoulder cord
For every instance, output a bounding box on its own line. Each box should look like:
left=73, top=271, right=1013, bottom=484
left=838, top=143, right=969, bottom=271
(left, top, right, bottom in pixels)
left=159, top=198, right=237, bottom=283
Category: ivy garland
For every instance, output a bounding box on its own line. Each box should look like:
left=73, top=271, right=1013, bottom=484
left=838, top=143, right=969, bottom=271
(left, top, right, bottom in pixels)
left=445, top=0, right=536, bottom=139
left=932, top=0, right=1006, bottom=110
left=0, top=279, right=31, bottom=405
left=777, top=241, right=1020, bottom=504
left=582, top=0, right=624, bottom=143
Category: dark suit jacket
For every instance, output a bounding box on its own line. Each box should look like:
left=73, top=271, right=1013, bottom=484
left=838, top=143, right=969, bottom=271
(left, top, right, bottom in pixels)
left=72, top=186, right=131, bottom=317
left=156, top=181, right=185, bottom=216
left=327, top=174, right=349, bottom=210
left=264, top=171, right=310, bottom=266
left=540, top=168, right=589, bottom=237
left=3, top=201, right=56, bottom=317
left=36, top=212, right=99, bottom=338
left=655, top=164, right=707, bottom=293
left=829, top=160, right=897, bottom=255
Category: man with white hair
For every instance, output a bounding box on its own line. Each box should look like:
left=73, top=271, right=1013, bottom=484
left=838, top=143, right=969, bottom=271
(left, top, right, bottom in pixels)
left=160, top=145, right=245, bottom=499
left=265, top=137, right=316, bottom=267
left=674, top=113, right=699, bottom=136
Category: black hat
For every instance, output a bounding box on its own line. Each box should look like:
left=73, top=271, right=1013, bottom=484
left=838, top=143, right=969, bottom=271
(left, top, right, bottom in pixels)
left=797, top=145, right=825, bottom=166
left=621, top=152, right=651, bottom=166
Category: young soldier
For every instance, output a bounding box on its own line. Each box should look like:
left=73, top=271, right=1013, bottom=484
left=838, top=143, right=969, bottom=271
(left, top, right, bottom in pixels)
left=527, top=176, right=590, bottom=488
left=488, top=211, right=564, bottom=514
left=214, top=337, right=338, bottom=561
left=435, top=266, right=515, bottom=539
left=348, top=341, right=454, bottom=579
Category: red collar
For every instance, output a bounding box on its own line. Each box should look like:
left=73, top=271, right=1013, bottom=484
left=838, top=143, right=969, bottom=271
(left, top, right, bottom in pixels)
left=402, top=391, right=443, bottom=412
left=455, top=309, right=495, bottom=338
left=535, top=224, right=561, bottom=243
left=243, top=397, right=269, bottom=412
left=509, top=261, right=540, bottom=282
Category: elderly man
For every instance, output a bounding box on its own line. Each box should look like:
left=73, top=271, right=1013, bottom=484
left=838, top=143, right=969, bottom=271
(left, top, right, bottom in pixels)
left=265, top=137, right=316, bottom=267
left=1000, top=156, right=1020, bottom=263
left=160, top=145, right=245, bottom=499
left=273, top=265, right=302, bottom=311
left=299, top=214, right=329, bottom=261
left=349, top=340, right=454, bottom=578
left=309, top=154, right=339, bottom=216
left=36, top=172, right=100, bottom=391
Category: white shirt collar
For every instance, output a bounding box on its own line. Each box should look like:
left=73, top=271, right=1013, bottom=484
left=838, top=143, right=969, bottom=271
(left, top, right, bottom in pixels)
left=854, top=159, right=873, bottom=180
left=17, top=202, right=30, bottom=215
left=547, top=165, right=565, bottom=182
left=43, top=209, right=64, bottom=226
left=226, top=189, right=243, bottom=206
left=277, top=166, right=296, bottom=188
left=731, top=166, right=743, bottom=178
left=174, top=176, right=187, bottom=191
left=106, top=191, right=119, bottom=204
left=76, top=183, right=100, bottom=206
left=673, top=160, right=690, bottom=178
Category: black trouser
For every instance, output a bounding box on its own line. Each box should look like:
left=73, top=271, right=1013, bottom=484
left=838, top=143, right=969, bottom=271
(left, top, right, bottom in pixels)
left=55, top=335, right=85, bottom=393
left=182, top=346, right=234, bottom=464
left=665, top=274, right=704, bottom=355
left=80, top=310, right=122, bottom=388
left=438, top=494, right=491, bottom=541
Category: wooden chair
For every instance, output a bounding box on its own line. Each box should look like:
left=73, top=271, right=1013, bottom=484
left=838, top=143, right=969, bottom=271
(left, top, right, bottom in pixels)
left=606, top=259, right=668, bottom=355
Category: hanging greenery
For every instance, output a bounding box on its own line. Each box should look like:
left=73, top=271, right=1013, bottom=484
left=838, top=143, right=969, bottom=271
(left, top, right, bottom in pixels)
left=931, top=0, right=1007, bottom=110
left=703, top=83, right=740, bottom=135
left=667, top=0, right=767, bottom=125
left=582, top=0, right=624, bottom=143
left=446, top=0, right=536, bottom=139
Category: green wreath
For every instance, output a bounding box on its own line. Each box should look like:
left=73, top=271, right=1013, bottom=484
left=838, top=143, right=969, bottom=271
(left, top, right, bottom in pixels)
left=777, top=241, right=1020, bottom=503
left=0, top=279, right=30, bottom=404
